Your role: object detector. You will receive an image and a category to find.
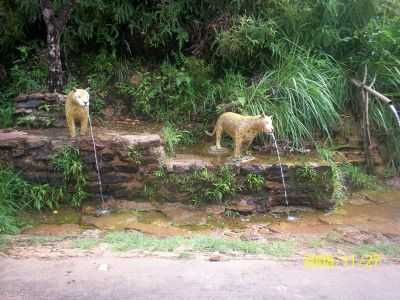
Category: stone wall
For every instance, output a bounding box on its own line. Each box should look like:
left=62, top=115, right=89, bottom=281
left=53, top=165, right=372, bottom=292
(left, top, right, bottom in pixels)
left=0, top=128, right=335, bottom=210
left=0, top=129, right=164, bottom=201
left=162, top=158, right=334, bottom=210
left=14, top=92, right=66, bottom=128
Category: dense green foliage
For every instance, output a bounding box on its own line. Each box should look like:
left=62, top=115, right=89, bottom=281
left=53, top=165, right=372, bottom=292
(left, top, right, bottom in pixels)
left=1, top=0, right=400, bottom=167
left=0, top=168, right=63, bottom=233
left=0, top=145, right=87, bottom=233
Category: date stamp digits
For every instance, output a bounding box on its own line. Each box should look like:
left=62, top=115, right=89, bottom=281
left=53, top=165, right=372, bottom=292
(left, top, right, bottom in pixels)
left=304, top=253, right=381, bottom=268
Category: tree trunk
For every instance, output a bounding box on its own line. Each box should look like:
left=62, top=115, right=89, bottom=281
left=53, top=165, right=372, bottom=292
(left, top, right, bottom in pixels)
left=40, top=0, right=75, bottom=92
left=47, top=27, right=63, bottom=92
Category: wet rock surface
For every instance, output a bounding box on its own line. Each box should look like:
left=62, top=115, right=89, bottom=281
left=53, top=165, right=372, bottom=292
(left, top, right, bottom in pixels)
left=160, top=203, right=208, bottom=226
left=22, top=224, right=82, bottom=236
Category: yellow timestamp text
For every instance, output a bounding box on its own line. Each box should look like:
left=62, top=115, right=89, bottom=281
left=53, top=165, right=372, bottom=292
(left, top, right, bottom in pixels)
left=304, top=253, right=381, bottom=268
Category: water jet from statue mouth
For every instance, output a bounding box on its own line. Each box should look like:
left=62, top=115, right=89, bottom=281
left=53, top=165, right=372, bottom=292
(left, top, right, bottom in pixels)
left=88, top=112, right=109, bottom=216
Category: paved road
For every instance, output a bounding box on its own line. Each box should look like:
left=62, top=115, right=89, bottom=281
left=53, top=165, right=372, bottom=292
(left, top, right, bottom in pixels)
left=1, top=257, right=399, bottom=300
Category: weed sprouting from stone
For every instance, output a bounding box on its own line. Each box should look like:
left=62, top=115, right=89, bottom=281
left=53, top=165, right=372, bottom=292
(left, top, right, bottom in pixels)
left=52, top=145, right=88, bottom=207
left=245, top=173, right=264, bottom=192
left=128, top=145, right=144, bottom=165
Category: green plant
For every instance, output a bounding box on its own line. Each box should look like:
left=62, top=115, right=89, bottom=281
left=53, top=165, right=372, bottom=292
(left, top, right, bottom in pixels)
left=104, top=231, right=185, bottom=252
left=90, top=98, right=106, bottom=117
left=296, top=165, right=319, bottom=182
left=0, top=102, right=13, bottom=128
left=16, top=114, right=55, bottom=128
left=242, top=48, right=346, bottom=148
left=341, top=164, right=379, bottom=190
left=196, top=166, right=238, bottom=203
left=153, top=167, right=166, bottom=178
left=190, top=235, right=295, bottom=257
left=316, top=146, right=347, bottom=204
left=52, top=146, right=88, bottom=207
left=0, top=168, right=31, bottom=234
left=16, top=115, right=36, bottom=128
left=29, top=184, right=63, bottom=211
left=7, top=46, right=47, bottom=94
left=87, top=74, right=107, bottom=118
left=128, top=146, right=144, bottom=165
left=142, top=184, right=156, bottom=200
left=117, top=57, right=219, bottom=123
left=224, top=209, right=240, bottom=218
left=102, top=232, right=296, bottom=257
left=63, top=78, right=80, bottom=94
left=245, top=173, right=264, bottom=192
left=214, top=16, right=279, bottom=71
left=353, top=242, right=400, bottom=257
left=0, top=167, right=64, bottom=233
left=0, top=212, right=20, bottom=234
left=161, top=123, right=185, bottom=155
left=307, top=238, right=324, bottom=249
left=159, top=166, right=239, bottom=205
left=38, top=103, right=51, bottom=112
left=72, top=238, right=100, bottom=250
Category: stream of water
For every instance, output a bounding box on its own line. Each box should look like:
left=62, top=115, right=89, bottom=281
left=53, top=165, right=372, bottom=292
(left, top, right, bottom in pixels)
left=271, top=133, right=296, bottom=221
left=270, top=133, right=288, bottom=206
left=87, top=114, right=105, bottom=206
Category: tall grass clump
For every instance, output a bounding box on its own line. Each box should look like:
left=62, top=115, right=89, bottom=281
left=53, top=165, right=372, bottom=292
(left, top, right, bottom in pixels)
left=237, top=48, right=346, bottom=147
left=340, top=164, right=379, bottom=190
left=0, top=168, right=63, bottom=234
left=161, top=123, right=185, bottom=156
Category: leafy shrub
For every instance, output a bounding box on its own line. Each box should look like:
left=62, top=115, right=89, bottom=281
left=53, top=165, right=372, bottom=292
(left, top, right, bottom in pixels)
left=353, top=16, right=400, bottom=172
left=8, top=63, right=47, bottom=94
left=117, top=57, right=219, bottom=123
left=7, top=46, right=47, bottom=94
left=355, top=16, right=400, bottom=98
left=52, top=146, right=88, bottom=207
left=214, top=16, right=279, bottom=71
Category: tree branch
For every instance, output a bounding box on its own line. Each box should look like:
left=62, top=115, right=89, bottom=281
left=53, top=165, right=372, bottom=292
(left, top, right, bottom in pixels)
left=351, top=78, right=392, bottom=104
left=40, top=0, right=76, bottom=31
left=55, top=0, right=76, bottom=31
left=40, top=0, right=54, bottom=25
